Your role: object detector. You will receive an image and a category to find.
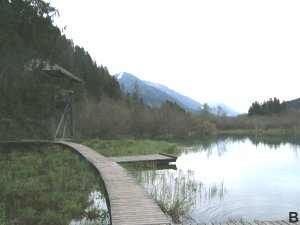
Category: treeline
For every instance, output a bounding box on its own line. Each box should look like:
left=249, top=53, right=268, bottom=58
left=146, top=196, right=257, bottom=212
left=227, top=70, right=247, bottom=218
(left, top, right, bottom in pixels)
left=248, top=97, right=286, bottom=116
left=77, top=97, right=217, bottom=139
left=77, top=95, right=300, bottom=139
left=0, top=0, right=121, bottom=139
left=213, top=97, right=300, bottom=134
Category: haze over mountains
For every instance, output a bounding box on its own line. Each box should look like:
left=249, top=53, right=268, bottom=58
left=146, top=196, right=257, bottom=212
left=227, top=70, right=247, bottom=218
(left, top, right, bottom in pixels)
left=115, top=72, right=240, bottom=116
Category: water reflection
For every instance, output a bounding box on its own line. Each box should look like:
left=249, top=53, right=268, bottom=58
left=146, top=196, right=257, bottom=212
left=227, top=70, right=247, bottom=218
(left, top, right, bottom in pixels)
left=176, top=137, right=300, bottom=223
left=70, top=190, right=110, bottom=225
left=130, top=137, right=300, bottom=223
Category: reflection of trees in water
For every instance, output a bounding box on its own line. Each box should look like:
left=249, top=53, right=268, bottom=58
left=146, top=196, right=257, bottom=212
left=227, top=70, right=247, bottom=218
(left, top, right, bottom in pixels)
left=247, top=135, right=300, bottom=155
left=180, top=135, right=300, bottom=157
left=130, top=168, right=228, bottom=223
left=182, top=137, right=232, bottom=157
left=292, top=145, right=299, bottom=159
left=71, top=190, right=110, bottom=225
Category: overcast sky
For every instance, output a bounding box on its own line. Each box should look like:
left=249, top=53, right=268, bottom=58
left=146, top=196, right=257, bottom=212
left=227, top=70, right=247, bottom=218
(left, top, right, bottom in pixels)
left=48, top=0, right=300, bottom=113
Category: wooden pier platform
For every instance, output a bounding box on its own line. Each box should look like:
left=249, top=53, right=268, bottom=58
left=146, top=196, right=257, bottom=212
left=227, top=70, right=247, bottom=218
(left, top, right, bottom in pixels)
left=108, top=153, right=177, bottom=164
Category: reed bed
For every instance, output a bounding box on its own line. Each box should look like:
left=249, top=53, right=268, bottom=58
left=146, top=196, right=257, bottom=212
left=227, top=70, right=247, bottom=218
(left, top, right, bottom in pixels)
left=126, top=164, right=228, bottom=223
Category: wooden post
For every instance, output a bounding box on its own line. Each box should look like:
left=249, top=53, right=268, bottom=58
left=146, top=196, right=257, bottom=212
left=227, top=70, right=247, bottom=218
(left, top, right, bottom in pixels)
left=51, top=82, right=56, bottom=140
left=70, top=81, right=74, bottom=137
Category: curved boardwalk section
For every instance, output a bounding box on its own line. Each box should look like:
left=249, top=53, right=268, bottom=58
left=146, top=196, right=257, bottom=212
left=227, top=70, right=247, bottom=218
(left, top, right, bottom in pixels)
left=58, top=141, right=170, bottom=225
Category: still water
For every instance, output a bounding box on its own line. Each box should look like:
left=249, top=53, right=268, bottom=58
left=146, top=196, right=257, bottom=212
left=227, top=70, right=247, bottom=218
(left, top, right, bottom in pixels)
left=137, top=137, right=300, bottom=223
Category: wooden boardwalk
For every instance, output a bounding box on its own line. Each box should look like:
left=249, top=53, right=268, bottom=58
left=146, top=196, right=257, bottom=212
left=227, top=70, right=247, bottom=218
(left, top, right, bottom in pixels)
left=57, top=141, right=170, bottom=225
left=108, top=153, right=177, bottom=164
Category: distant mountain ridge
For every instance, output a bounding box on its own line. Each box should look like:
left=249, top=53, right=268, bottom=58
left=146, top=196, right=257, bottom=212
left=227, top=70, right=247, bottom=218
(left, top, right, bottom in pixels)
left=115, top=72, right=202, bottom=111
left=284, top=97, right=300, bottom=110
left=115, top=72, right=239, bottom=116
left=208, top=102, right=241, bottom=117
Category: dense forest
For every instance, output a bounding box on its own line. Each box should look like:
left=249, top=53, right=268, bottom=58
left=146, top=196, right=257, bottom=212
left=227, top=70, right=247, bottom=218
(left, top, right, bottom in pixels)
left=0, top=0, right=121, bottom=139
left=1, top=0, right=300, bottom=140
left=248, top=98, right=286, bottom=116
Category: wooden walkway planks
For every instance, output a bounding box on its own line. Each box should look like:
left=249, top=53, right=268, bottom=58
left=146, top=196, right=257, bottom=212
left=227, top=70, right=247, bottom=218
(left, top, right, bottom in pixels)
left=58, top=141, right=170, bottom=225
left=107, top=153, right=177, bottom=164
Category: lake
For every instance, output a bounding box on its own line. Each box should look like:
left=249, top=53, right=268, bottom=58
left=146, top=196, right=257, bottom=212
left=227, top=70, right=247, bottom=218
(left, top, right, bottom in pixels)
left=133, top=137, right=300, bottom=223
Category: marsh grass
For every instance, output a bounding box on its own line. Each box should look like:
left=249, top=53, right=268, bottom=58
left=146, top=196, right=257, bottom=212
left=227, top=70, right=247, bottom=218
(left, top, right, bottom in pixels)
left=76, top=139, right=180, bottom=157
left=0, top=144, right=110, bottom=225
left=126, top=164, right=228, bottom=223
left=135, top=168, right=198, bottom=223
left=227, top=215, right=247, bottom=223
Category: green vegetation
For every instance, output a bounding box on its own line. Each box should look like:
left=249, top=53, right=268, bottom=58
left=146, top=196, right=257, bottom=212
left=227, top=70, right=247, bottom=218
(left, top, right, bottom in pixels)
left=127, top=167, right=199, bottom=223
left=0, top=144, right=109, bottom=225
left=76, top=139, right=179, bottom=157
left=214, top=110, right=300, bottom=136
left=248, top=97, right=286, bottom=116
left=77, top=96, right=300, bottom=139
left=0, top=0, right=121, bottom=140
left=285, top=97, right=300, bottom=110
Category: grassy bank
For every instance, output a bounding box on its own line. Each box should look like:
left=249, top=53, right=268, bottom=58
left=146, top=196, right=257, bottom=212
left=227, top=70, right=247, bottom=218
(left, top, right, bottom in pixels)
left=76, top=139, right=180, bottom=157
left=0, top=144, right=109, bottom=225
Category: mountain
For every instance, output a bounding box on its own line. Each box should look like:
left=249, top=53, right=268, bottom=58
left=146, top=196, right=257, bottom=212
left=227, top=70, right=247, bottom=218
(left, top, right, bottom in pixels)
left=284, top=97, right=300, bottom=110
left=115, top=72, right=202, bottom=111
left=208, top=102, right=241, bottom=117
left=115, top=72, right=240, bottom=116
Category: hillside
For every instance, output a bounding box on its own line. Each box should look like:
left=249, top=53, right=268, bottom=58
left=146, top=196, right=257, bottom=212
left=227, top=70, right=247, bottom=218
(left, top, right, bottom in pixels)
left=208, top=102, right=241, bottom=117
left=0, top=0, right=121, bottom=139
left=115, top=72, right=203, bottom=111
left=284, top=98, right=300, bottom=110
left=115, top=72, right=240, bottom=116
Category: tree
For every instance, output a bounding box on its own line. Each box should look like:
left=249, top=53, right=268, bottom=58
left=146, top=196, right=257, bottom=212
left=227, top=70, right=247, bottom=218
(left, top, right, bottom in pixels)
left=133, top=81, right=139, bottom=103
left=248, top=98, right=286, bottom=116
left=0, top=0, right=122, bottom=139
left=201, top=103, right=211, bottom=117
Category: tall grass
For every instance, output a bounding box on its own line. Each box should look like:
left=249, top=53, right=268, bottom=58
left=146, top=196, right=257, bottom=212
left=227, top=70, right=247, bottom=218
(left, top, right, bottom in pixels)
left=0, top=144, right=110, bottom=225
left=126, top=164, right=228, bottom=223
left=132, top=168, right=198, bottom=223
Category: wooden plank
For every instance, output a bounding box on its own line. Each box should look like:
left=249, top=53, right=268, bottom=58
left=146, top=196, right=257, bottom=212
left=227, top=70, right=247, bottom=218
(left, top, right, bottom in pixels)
left=263, top=222, right=280, bottom=225
left=275, top=221, right=290, bottom=225
left=254, top=221, right=267, bottom=225
left=108, top=153, right=177, bottom=164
